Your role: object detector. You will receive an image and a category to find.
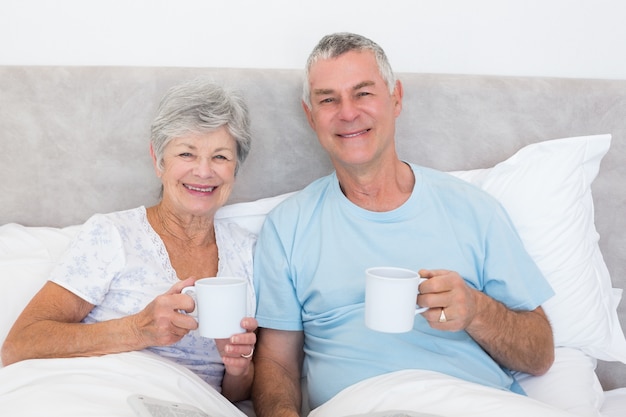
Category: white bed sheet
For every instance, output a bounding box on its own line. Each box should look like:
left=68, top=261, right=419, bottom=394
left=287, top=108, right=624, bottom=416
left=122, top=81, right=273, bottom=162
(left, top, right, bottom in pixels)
left=602, top=388, right=626, bottom=417
left=0, top=350, right=246, bottom=417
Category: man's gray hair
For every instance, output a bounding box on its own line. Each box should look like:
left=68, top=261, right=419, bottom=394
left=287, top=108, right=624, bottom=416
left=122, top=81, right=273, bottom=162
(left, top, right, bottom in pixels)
left=302, top=32, right=396, bottom=108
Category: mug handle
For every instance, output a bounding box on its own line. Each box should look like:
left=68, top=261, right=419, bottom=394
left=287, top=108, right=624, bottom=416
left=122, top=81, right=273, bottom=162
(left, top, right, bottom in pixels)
left=415, top=277, right=428, bottom=314
left=415, top=306, right=429, bottom=315
left=180, top=286, right=198, bottom=317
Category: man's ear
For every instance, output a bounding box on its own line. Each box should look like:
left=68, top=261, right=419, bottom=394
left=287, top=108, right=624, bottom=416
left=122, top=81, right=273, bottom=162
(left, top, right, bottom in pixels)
left=393, top=80, right=403, bottom=117
left=302, top=100, right=316, bottom=130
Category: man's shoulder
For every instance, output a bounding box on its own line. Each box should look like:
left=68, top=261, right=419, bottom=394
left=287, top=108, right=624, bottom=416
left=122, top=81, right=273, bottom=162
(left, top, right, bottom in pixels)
left=413, top=164, right=472, bottom=186
left=415, top=163, right=483, bottom=188
left=411, top=164, right=500, bottom=209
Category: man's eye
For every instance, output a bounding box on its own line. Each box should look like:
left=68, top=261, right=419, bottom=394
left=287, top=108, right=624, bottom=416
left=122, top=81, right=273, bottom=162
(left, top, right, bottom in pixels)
left=319, top=97, right=335, bottom=104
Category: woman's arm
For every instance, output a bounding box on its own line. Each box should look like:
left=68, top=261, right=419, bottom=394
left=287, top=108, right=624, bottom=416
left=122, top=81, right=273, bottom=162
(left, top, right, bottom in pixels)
left=1, top=278, right=198, bottom=366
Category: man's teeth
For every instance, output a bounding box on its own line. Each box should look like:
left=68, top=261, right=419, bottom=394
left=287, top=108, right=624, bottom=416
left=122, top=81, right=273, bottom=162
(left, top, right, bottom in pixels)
left=185, top=185, right=215, bottom=192
left=342, top=129, right=368, bottom=138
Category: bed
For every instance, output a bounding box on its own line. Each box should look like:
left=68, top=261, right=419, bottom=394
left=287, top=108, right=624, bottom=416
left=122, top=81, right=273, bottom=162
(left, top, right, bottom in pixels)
left=1, top=66, right=625, bottom=416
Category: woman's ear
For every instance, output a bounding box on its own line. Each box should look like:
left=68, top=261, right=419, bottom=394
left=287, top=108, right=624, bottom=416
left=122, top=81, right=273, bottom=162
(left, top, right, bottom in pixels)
left=149, top=143, right=162, bottom=178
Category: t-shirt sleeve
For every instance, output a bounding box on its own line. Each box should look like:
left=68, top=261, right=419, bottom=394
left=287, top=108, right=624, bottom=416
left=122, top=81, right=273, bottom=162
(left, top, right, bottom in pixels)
left=253, top=213, right=304, bottom=331
left=50, top=214, right=125, bottom=305
left=482, top=203, right=555, bottom=311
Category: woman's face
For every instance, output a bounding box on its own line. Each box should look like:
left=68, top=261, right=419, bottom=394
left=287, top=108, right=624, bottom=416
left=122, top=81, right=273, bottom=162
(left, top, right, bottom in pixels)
left=153, top=126, right=238, bottom=219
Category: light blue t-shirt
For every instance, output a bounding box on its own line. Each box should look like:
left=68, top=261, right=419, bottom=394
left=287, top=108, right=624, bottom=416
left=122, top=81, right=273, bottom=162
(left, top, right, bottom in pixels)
left=50, top=206, right=256, bottom=391
left=253, top=164, right=554, bottom=408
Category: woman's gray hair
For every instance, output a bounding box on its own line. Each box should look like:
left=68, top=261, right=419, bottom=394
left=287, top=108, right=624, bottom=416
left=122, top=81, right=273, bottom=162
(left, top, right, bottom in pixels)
left=302, top=32, right=397, bottom=108
left=150, top=79, right=251, bottom=175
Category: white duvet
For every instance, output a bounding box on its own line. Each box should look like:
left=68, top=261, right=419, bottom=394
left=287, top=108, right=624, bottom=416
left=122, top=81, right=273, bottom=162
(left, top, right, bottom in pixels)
left=0, top=351, right=246, bottom=417
left=1, top=351, right=625, bottom=417
left=308, top=369, right=580, bottom=417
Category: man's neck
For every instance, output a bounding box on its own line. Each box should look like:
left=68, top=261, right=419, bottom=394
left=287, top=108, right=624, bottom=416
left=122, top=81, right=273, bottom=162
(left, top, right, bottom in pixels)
left=337, top=159, right=415, bottom=212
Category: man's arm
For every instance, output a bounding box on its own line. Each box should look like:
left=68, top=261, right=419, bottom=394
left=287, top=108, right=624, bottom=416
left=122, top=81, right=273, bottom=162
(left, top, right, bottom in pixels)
left=252, top=328, right=304, bottom=417
left=466, top=292, right=554, bottom=375
left=419, top=269, right=554, bottom=375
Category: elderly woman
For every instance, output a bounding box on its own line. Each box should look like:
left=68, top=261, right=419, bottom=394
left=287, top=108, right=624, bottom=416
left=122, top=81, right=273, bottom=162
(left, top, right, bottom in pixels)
left=1, top=79, right=257, bottom=403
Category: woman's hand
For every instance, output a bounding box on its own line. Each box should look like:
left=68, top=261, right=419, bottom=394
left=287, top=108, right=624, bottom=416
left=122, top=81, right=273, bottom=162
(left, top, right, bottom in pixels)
left=129, top=277, right=200, bottom=348
left=215, top=317, right=258, bottom=376
left=217, top=317, right=257, bottom=402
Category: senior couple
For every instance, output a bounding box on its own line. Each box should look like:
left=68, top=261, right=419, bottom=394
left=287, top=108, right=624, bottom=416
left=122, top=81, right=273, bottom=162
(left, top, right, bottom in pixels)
left=2, top=33, right=567, bottom=416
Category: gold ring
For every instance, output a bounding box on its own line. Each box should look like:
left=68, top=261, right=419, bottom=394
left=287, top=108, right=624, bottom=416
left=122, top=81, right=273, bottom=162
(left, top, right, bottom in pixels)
left=241, top=347, right=254, bottom=359
left=438, top=308, right=447, bottom=323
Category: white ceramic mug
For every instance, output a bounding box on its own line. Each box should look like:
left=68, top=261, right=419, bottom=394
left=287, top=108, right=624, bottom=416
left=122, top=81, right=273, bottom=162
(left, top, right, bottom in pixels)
left=364, top=266, right=428, bottom=333
left=181, top=277, right=247, bottom=339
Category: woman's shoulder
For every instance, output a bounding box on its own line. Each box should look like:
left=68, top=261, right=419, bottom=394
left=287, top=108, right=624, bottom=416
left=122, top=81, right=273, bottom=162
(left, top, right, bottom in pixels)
left=77, top=207, right=147, bottom=240
left=84, top=206, right=145, bottom=225
left=215, top=218, right=257, bottom=246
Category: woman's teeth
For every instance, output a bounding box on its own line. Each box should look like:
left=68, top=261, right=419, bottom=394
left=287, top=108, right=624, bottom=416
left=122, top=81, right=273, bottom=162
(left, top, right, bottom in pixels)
left=185, top=185, right=215, bottom=192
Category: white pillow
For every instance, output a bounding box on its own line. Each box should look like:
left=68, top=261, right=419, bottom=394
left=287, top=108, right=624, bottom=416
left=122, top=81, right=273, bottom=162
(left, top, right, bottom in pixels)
left=215, top=191, right=295, bottom=234
left=514, top=347, right=603, bottom=417
left=0, top=223, right=79, bottom=360
left=449, top=134, right=626, bottom=363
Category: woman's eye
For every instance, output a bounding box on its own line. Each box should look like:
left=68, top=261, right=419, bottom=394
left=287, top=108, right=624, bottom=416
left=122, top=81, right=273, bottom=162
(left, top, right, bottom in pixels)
left=179, top=152, right=193, bottom=158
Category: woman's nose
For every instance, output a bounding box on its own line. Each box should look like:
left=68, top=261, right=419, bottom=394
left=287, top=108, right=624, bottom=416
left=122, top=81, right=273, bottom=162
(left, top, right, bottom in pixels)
left=193, top=158, right=214, bottom=177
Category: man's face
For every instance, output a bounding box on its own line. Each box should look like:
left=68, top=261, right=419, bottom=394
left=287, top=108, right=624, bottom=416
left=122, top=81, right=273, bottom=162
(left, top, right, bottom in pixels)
left=303, top=50, right=403, bottom=170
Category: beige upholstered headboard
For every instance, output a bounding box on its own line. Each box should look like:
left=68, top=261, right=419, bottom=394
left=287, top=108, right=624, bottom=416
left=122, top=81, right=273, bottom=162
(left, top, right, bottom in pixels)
left=1, top=66, right=625, bottom=389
